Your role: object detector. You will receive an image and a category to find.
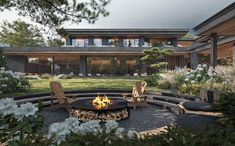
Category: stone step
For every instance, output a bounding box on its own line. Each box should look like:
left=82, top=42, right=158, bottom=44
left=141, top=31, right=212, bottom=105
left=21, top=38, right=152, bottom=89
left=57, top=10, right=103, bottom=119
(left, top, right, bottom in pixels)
left=151, top=94, right=188, bottom=104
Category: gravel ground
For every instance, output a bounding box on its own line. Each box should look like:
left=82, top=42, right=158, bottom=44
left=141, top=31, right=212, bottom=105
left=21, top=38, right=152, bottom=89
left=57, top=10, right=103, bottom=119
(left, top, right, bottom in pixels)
left=41, top=105, right=177, bottom=132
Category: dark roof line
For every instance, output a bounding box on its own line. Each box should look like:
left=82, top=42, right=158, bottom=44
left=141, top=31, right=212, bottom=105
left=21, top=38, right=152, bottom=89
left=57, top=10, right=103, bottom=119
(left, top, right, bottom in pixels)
left=193, top=2, right=235, bottom=31
left=62, top=28, right=189, bottom=32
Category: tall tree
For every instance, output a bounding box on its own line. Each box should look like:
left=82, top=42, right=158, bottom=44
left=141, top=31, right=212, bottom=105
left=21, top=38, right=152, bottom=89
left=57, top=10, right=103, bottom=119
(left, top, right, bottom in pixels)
left=0, top=20, right=45, bottom=47
left=0, top=0, right=110, bottom=28
left=141, top=48, right=174, bottom=74
left=47, top=38, right=64, bottom=47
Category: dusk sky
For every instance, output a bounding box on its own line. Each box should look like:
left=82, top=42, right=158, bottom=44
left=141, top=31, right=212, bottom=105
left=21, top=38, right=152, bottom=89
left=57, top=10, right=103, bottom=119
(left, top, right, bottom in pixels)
left=0, top=0, right=234, bottom=30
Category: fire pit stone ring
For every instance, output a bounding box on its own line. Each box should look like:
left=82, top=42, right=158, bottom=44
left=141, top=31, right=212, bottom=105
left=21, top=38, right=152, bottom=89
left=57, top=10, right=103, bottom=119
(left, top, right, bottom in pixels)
left=71, top=96, right=129, bottom=122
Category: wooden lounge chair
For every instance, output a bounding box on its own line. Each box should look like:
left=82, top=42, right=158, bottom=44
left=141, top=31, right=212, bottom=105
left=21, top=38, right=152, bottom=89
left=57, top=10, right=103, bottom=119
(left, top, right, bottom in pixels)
left=47, top=81, right=79, bottom=113
left=123, top=81, right=148, bottom=109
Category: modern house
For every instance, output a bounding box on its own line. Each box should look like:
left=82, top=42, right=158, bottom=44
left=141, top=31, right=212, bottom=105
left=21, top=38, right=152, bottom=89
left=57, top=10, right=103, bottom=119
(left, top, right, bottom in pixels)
left=189, top=2, right=235, bottom=68
left=1, top=29, right=189, bottom=76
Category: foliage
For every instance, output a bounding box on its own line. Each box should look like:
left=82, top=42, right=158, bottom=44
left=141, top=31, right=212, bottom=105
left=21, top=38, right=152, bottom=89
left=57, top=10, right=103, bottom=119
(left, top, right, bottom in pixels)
left=182, top=33, right=194, bottom=39
left=0, top=98, right=45, bottom=145
left=0, top=67, right=30, bottom=95
left=157, top=80, right=173, bottom=89
left=156, top=67, right=188, bottom=89
left=177, top=64, right=234, bottom=96
left=141, top=48, right=174, bottom=74
left=178, top=83, right=204, bottom=96
left=0, top=20, right=44, bottom=47
left=0, top=0, right=110, bottom=28
left=214, top=92, right=235, bottom=127
left=47, top=38, right=64, bottom=47
left=144, top=73, right=161, bottom=86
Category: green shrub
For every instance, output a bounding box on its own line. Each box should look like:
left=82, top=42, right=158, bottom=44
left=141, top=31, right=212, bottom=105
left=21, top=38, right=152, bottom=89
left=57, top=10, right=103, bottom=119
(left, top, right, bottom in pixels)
left=41, top=73, right=52, bottom=79
left=178, top=83, right=204, bottom=96
left=214, top=92, right=235, bottom=127
left=1, top=72, right=30, bottom=94
left=157, top=80, right=172, bottom=89
left=144, top=73, right=161, bottom=86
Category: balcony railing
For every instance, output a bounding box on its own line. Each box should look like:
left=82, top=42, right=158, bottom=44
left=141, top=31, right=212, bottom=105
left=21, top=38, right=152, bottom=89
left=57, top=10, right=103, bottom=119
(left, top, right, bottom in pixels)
left=1, top=46, right=187, bottom=54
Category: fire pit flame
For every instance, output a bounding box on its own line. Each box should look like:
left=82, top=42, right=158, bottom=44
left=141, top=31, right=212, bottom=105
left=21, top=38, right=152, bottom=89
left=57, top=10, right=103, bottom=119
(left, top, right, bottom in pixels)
left=92, top=94, right=111, bottom=109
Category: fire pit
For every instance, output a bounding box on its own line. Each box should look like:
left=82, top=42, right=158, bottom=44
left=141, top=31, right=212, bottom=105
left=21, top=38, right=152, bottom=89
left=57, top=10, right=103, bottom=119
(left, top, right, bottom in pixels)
left=71, top=94, right=129, bottom=122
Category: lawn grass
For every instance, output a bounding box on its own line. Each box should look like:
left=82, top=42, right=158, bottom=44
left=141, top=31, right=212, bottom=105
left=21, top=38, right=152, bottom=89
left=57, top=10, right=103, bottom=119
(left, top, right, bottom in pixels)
left=3, top=77, right=161, bottom=97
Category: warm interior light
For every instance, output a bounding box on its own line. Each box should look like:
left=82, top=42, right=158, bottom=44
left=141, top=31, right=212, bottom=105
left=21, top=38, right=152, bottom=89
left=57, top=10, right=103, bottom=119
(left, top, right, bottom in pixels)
left=92, top=94, right=111, bottom=109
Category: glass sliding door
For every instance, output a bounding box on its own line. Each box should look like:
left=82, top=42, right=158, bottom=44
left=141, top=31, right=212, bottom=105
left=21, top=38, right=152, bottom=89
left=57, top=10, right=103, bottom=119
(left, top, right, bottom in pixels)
left=27, top=57, right=52, bottom=74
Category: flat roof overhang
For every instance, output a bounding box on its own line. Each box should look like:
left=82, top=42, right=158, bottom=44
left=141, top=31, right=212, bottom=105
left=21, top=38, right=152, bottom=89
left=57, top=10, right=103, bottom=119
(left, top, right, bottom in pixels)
left=193, top=2, right=235, bottom=36
left=60, top=28, right=189, bottom=38
left=189, top=36, right=235, bottom=53
left=1, top=47, right=187, bottom=56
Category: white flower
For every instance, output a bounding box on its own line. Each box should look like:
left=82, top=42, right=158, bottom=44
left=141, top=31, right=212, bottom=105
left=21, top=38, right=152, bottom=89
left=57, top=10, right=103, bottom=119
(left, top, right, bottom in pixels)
left=196, top=74, right=201, bottom=78
left=127, top=130, right=138, bottom=138
left=197, top=64, right=202, bottom=68
left=208, top=67, right=214, bottom=76
left=185, top=78, right=189, bottom=82
left=190, top=74, right=194, bottom=78
left=13, top=102, right=38, bottom=121
left=191, top=80, right=195, bottom=84
left=115, top=127, right=125, bottom=138
left=0, top=98, right=17, bottom=116
left=64, top=117, right=80, bottom=132
left=77, top=120, right=101, bottom=135
left=1, top=84, right=7, bottom=87
left=105, top=120, right=119, bottom=133
left=48, top=122, right=70, bottom=145
left=198, top=68, right=203, bottom=71
left=185, top=72, right=190, bottom=76
left=203, top=64, right=207, bottom=68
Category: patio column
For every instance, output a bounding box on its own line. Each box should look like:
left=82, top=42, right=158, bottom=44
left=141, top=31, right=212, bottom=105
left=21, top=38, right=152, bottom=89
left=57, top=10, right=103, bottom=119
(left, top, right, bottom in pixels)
left=139, top=37, right=144, bottom=47
left=233, top=43, right=235, bottom=67
left=80, top=56, right=87, bottom=76
left=88, top=37, right=94, bottom=46
left=210, top=33, right=218, bottom=67
left=190, top=53, right=199, bottom=69
left=119, top=37, right=124, bottom=47
left=52, top=56, right=55, bottom=75
left=66, top=36, right=72, bottom=46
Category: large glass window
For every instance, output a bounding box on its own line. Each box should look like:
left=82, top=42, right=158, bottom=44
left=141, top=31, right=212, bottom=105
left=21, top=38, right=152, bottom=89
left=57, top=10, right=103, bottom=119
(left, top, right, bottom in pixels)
left=87, top=57, right=101, bottom=75
left=77, top=39, right=88, bottom=47
left=27, top=57, right=52, bottom=74
left=54, top=56, right=80, bottom=75
left=94, top=38, right=102, bottom=47
left=71, top=38, right=77, bottom=46
left=87, top=56, right=140, bottom=76
left=123, top=39, right=139, bottom=47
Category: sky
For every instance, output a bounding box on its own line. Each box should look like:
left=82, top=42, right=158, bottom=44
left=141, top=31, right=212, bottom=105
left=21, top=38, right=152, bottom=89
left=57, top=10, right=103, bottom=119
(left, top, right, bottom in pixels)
left=0, top=0, right=234, bottom=30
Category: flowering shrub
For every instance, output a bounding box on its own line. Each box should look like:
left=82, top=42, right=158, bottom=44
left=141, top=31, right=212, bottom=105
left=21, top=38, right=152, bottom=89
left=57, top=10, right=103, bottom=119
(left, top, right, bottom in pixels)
left=48, top=119, right=138, bottom=145
left=0, top=67, right=30, bottom=95
left=184, top=64, right=220, bottom=85
left=0, top=98, right=43, bottom=145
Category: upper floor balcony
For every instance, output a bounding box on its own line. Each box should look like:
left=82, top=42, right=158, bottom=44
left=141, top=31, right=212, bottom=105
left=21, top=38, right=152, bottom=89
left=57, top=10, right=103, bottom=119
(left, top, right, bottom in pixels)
left=1, top=46, right=187, bottom=56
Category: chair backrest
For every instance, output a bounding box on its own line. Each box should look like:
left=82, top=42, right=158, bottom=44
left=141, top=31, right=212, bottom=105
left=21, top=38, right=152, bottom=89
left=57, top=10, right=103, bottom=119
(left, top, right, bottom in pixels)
left=132, top=86, right=140, bottom=98
left=135, top=81, right=147, bottom=95
left=50, top=81, right=66, bottom=103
